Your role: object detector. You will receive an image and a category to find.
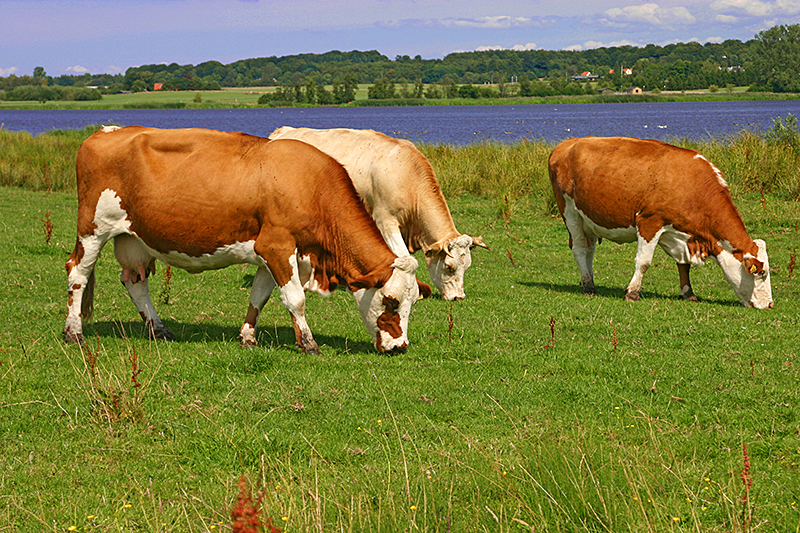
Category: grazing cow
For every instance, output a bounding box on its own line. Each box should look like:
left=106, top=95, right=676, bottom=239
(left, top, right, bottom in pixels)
left=268, top=127, right=488, bottom=301
left=548, top=136, right=773, bottom=309
left=64, top=126, right=420, bottom=354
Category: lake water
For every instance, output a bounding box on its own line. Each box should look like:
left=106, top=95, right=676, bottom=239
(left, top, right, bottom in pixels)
left=2, top=100, right=799, bottom=144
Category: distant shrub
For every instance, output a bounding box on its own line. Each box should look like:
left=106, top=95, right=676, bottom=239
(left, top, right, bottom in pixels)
left=0, top=85, right=101, bottom=102
left=764, top=113, right=800, bottom=150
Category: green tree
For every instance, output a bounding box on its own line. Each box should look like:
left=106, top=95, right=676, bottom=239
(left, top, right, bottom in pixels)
left=33, top=66, right=47, bottom=85
left=753, top=24, right=800, bottom=92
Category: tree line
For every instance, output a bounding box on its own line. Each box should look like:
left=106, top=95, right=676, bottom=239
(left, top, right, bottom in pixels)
left=1, top=24, right=798, bottom=103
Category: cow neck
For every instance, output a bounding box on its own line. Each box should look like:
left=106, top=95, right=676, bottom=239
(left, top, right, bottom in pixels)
left=309, top=209, right=398, bottom=288
left=403, top=174, right=460, bottom=253
left=705, top=190, right=759, bottom=257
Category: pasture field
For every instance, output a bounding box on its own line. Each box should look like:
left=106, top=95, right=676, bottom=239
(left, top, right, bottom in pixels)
left=1, top=86, right=797, bottom=110
left=1, top=174, right=799, bottom=531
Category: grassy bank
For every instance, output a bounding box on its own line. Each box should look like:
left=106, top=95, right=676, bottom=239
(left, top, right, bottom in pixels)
left=4, top=124, right=798, bottom=203
left=1, top=127, right=799, bottom=531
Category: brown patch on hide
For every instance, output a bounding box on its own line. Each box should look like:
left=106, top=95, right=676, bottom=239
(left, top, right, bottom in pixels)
left=376, top=296, right=403, bottom=339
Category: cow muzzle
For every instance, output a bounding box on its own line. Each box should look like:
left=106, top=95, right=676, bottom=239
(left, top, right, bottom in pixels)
left=377, top=339, right=409, bottom=355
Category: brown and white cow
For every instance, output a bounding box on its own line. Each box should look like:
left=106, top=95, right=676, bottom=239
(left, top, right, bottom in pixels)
left=268, top=127, right=488, bottom=301
left=64, top=126, right=420, bottom=354
left=548, top=136, right=773, bottom=309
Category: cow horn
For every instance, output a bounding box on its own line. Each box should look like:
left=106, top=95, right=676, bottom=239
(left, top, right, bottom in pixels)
left=471, top=235, right=490, bottom=250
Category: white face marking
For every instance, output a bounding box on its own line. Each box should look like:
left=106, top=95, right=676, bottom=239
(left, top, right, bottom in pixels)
left=352, top=256, right=419, bottom=352
left=426, top=234, right=473, bottom=301
left=694, top=154, right=728, bottom=188
left=714, top=239, right=773, bottom=309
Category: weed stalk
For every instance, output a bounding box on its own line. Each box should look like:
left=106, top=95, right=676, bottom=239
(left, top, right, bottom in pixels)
left=159, top=265, right=173, bottom=304
left=544, top=316, right=556, bottom=349
left=41, top=210, right=53, bottom=245
left=741, top=443, right=753, bottom=533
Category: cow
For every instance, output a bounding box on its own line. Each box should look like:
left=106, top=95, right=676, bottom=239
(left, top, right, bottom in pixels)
left=64, top=126, right=420, bottom=354
left=548, top=136, right=773, bottom=309
left=268, top=127, right=489, bottom=301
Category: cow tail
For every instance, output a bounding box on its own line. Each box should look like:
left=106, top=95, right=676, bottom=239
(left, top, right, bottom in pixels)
left=82, top=270, right=95, bottom=322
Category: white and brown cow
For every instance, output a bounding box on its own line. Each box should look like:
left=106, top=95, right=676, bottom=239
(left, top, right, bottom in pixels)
left=268, top=127, right=488, bottom=301
left=548, top=136, right=773, bottom=309
left=64, top=126, right=419, bottom=354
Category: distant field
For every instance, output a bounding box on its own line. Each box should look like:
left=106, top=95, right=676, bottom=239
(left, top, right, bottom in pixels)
left=2, top=85, right=797, bottom=110
left=0, top=84, right=374, bottom=109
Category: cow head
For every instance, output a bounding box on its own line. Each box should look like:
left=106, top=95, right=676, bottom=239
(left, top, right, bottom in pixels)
left=716, top=239, right=773, bottom=309
left=351, top=256, right=419, bottom=353
left=424, top=234, right=488, bottom=301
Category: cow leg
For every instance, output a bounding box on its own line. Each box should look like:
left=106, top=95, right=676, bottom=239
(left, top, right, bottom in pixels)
left=677, top=263, right=699, bottom=301
left=564, top=225, right=597, bottom=295
left=120, top=273, right=174, bottom=341
left=625, top=230, right=663, bottom=301
left=378, top=219, right=432, bottom=299
left=64, top=235, right=105, bottom=344
left=239, top=266, right=277, bottom=346
left=277, top=263, right=321, bottom=354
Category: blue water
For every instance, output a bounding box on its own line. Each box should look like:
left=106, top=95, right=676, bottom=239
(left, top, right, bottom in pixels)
left=2, top=100, right=799, bottom=144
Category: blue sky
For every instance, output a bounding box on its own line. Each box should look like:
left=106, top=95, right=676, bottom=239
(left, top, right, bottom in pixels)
left=2, top=0, right=799, bottom=77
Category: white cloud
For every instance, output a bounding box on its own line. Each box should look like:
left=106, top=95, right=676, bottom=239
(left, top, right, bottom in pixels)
left=566, top=39, right=641, bottom=51
left=777, top=0, right=800, bottom=14
left=716, top=13, right=739, bottom=22
left=711, top=0, right=773, bottom=16
left=712, top=0, right=800, bottom=15
left=0, top=67, right=19, bottom=76
left=442, top=16, right=532, bottom=29
left=475, top=42, right=539, bottom=52
left=604, top=3, right=697, bottom=25
left=66, top=65, right=90, bottom=74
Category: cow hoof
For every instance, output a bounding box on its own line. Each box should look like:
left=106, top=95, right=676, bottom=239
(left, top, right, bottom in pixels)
left=148, top=325, right=175, bottom=341
left=240, top=338, right=258, bottom=348
left=681, top=293, right=699, bottom=302
left=624, top=291, right=640, bottom=302
left=300, top=341, right=322, bottom=355
left=581, top=283, right=597, bottom=295
left=64, top=331, right=85, bottom=345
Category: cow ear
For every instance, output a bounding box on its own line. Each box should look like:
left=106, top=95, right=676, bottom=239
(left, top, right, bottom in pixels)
left=470, top=235, right=490, bottom=250
left=744, top=256, right=764, bottom=275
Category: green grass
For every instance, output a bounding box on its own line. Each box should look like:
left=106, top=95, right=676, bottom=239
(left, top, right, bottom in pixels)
left=1, top=175, right=799, bottom=531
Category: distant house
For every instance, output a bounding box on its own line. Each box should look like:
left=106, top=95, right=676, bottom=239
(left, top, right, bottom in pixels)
left=572, top=71, right=600, bottom=81
left=626, top=86, right=643, bottom=95
left=154, top=83, right=163, bottom=91
left=611, top=68, right=634, bottom=76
